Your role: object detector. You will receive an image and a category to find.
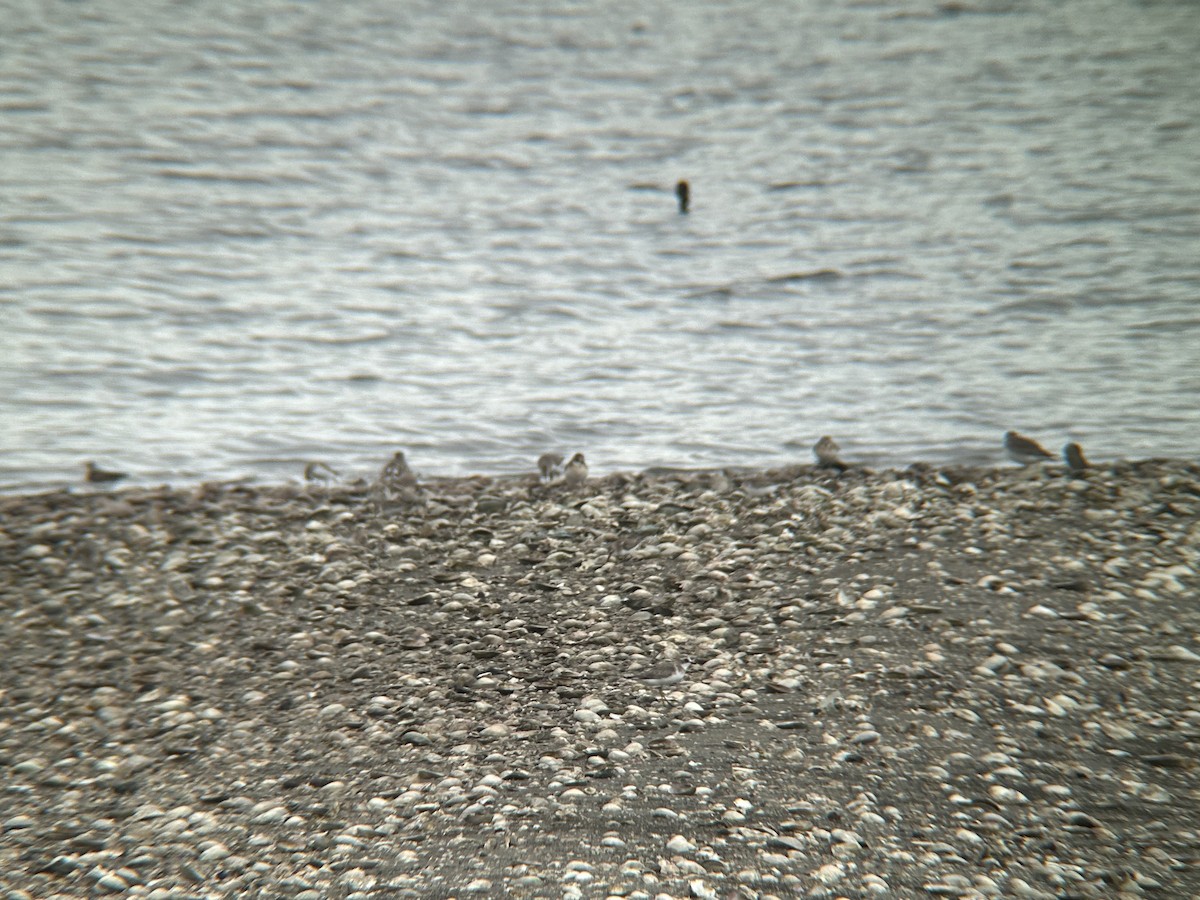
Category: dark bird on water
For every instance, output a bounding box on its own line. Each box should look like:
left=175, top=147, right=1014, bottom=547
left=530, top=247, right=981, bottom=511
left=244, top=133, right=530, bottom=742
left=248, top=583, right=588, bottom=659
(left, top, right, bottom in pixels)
left=85, top=461, right=127, bottom=484
left=675, top=179, right=690, bottom=214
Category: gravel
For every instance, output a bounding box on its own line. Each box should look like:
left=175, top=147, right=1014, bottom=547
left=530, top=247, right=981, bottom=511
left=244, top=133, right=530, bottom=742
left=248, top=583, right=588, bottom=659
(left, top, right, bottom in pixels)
left=2, top=459, right=1199, bottom=898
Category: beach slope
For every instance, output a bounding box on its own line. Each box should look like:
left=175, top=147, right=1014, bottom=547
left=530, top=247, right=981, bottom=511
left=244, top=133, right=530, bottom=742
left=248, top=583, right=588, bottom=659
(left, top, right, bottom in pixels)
left=2, top=462, right=1198, bottom=897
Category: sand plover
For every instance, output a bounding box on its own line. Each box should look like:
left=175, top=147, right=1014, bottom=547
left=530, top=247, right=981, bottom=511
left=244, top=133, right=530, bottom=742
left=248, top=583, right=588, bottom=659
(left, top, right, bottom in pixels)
left=537, top=452, right=564, bottom=483
left=634, top=658, right=688, bottom=687
left=1004, top=430, right=1054, bottom=465
left=813, top=435, right=848, bottom=471
left=564, top=452, right=588, bottom=485
left=375, top=450, right=421, bottom=506
left=84, top=461, right=127, bottom=484
left=304, top=461, right=339, bottom=484
left=676, top=179, right=690, bottom=214
left=1063, top=442, right=1089, bottom=473
left=380, top=451, right=416, bottom=485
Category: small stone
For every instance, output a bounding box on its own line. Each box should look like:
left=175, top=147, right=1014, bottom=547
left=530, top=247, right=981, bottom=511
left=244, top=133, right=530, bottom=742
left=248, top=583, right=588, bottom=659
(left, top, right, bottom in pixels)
left=1161, top=644, right=1200, bottom=662
left=199, top=843, right=230, bottom=861
left=988, top=785, right=1028, bottom=804
left=813, top=862, right=845, bottom=883
left=666, top=834, right=695, bottom=854
left=976, top=654, right=1008, bottom=674
left=251, top=805, right=288, bottom=824
left=767, top=835, right=805, bottom=852
left=96, top=873, right=128, bottom=892
left=1065, top=812, right=1102, bottom=828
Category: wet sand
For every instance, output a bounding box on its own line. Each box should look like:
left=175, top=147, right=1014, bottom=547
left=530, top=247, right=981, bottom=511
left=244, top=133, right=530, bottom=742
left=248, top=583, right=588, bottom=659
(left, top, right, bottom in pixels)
left=2, top=461, right=1198, bottom=898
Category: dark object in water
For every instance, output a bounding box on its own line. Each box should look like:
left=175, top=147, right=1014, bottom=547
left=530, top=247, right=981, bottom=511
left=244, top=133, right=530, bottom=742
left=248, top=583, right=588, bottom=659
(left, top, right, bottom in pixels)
left=675, top=179, right=690, bottom=214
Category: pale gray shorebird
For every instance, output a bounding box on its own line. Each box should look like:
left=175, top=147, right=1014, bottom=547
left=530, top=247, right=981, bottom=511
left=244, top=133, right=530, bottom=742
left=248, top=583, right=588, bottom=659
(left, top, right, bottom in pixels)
left=634, top=658, right=688, bottom=687
left=1004, top=430, right=1054, bottom=465
left=1063, top=442, right=1089, bottom=473
left=537, top=452, right=564, bottom=483
left=813, top=435, right=848, bottom=471
left=375, top=450, right=421, bottom=506
left=304, top=461, right=339, bottom=484
left=380, top=450, right=416, bottom=485
left=563, top=452, right=588, bottom=485
left=84, top=461, right=127, bottom=484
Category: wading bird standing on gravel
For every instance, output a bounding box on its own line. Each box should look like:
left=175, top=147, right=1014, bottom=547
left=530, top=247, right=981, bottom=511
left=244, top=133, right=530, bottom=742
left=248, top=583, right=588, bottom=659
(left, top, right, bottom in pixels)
left=375, top=450, right=421, bottom=508
left=813, top=435, right=848, bottom=471
left=1063, top=442, right=1089, bottom=474
left=1004, top=430, right=1054, bottom=466
left=537, top=452, right=564, bottom=483
left=563, top=452, right=588, bottom=486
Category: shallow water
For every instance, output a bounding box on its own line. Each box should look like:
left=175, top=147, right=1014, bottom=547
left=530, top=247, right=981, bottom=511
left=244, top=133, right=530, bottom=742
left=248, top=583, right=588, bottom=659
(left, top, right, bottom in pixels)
left=2, top=0, right=1198, bottom=489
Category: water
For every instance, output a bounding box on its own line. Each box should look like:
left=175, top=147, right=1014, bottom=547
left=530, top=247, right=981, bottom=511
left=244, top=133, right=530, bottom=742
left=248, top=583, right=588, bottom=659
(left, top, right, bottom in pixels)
left=2, top=0, right=1198, bottom=489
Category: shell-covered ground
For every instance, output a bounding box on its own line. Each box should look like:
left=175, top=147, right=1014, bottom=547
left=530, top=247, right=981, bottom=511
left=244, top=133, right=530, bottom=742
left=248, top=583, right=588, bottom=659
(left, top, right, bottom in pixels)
left=2, top=461, right=1199, bottom=899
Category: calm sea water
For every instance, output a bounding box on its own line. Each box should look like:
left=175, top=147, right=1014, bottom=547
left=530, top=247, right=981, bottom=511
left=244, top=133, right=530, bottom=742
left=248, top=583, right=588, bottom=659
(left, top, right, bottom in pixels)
left=2, top=0, right=1198, bottom=489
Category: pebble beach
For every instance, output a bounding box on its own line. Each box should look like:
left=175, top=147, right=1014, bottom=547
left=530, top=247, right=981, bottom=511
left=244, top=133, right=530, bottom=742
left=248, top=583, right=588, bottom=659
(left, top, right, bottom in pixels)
left=2, top=461, right=1199, bottom=898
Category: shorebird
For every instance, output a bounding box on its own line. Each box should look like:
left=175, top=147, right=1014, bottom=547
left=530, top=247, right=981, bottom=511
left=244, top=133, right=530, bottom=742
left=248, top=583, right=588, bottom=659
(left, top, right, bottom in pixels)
left=375, top=450, right=421, bottom=506
left=84, top=461, right=127, bottom=484
left=537, top=452, right=564, bottom=483
left=563, top=452, right=588, bottom=486
left=380, top=450, right=416, bottom=486
left=1063, top=442, right=1089, bottom=473
left=1004, top=430, right=1054, bottom=465
left=634, top=658, right=688, bottom=687
left=675, top=179, right=690, bottom=214
left=304, top=461, right=339, bottom=484
left=813, top=435, right=848, bottom=471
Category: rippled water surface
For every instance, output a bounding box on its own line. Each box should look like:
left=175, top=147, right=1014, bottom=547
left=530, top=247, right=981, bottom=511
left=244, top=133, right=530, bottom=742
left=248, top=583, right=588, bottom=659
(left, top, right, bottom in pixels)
left=3, top=0, right=1198, bottom=488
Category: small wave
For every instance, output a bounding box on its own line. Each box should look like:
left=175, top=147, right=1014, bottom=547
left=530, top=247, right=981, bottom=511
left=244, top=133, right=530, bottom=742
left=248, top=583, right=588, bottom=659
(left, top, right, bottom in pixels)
left=767, top=180, right=827, bottom=191
left=995, top=297, right=1074, bottom=316
left=292, top=330, right=394, bottom=346
left=1127, top=317, right=1200, bottom=336
left=156, top=168, right=313, bottom=185
left=684, top=286, right=736, bottom=302
left=0, top=101, right=49, bottom=113
left=765, top=269, right=843, bottom=284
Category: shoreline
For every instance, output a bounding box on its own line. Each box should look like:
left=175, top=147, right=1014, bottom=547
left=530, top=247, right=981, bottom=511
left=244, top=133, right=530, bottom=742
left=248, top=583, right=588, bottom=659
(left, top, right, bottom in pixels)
left=2, top=461, right=1199, bottom=897
left=6, top=446, right=1196, bottom=498
left=4, top=454, right=1198, bottom=499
